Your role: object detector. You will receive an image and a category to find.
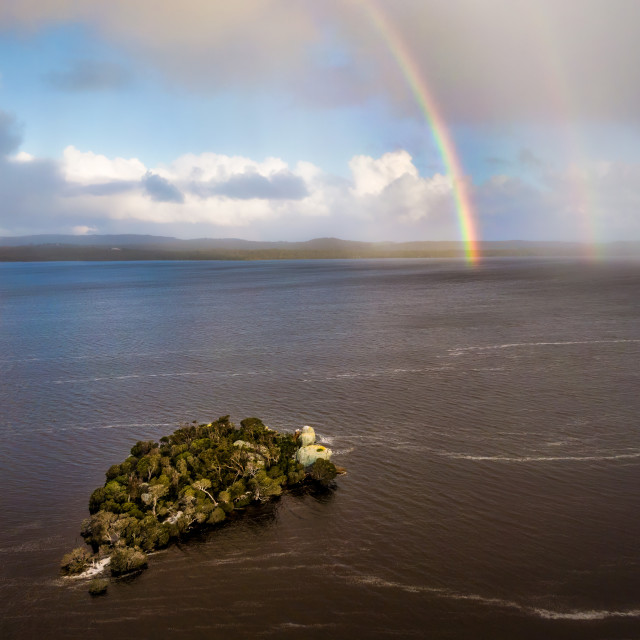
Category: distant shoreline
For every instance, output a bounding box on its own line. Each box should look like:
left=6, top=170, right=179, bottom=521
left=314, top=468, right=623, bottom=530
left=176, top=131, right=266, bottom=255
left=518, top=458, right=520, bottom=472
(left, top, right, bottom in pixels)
left=0, top=235, right=637, bottom=262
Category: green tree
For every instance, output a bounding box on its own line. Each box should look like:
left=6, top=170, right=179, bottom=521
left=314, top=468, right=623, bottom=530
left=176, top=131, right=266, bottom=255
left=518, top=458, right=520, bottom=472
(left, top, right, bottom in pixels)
left=60, top=546, right=92, bottom=575
left=192, top=478, right=218, bottom=505
left=110, top=547, right=148, bottom=576
left=141, top=484, right=168, bottom=517
left=309, top=459, right=338, bottom=486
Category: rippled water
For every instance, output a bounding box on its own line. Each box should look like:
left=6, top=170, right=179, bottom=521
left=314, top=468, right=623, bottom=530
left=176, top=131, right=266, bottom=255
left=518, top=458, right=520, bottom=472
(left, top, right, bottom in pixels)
left=1, top=258, right=639, bottom=639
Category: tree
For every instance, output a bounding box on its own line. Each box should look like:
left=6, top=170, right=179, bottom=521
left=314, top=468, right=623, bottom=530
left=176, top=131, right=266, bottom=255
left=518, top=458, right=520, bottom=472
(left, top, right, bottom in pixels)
left=140, top=484, right=168, bottom=517
left=110, top=547, right=148, bottom=576
left=192, top=478, right=218, bottom=505
left=309, top=459, right=338, bottom=486
left=60, top=546, right=92, bottom=575
left=249, top=470, right=283, bottom=501
left=64, top=416, right=338, bottom=580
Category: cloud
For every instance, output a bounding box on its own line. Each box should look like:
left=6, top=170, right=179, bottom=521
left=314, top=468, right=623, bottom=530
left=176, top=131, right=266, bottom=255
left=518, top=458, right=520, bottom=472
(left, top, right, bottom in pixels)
left=518, top=149, right=544, bottom=169
left=44, top=60, right=131, bottom=91
left=0, top=140, right=469, bottom=239
left=62, top=146, right=146, bottom=183
left=2, top=1, right=640, bottom=122
left=11, top=151, right=35, bottom=163
left=0, top=113, right=64, bottom=233
left=0, top=136, right=66, bottom=234
left=142, top=172, right=184, bottom=203
left=72, top=225, right=98, bottom=235
left=211, top=170, right=309, bottom=200
left=0, top=111, right=22, bottom=156
left=2, top=127, right=640, bottom=242
left=67, top=181, right=138, bottom=196
left=350, top=150, right=418, bottom=196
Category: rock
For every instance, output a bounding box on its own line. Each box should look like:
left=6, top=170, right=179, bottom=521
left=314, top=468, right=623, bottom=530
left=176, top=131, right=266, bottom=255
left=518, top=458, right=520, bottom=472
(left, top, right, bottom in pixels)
left=299, top=425, right=316, bottom=447
left=296, top=444, right=332, bottom=467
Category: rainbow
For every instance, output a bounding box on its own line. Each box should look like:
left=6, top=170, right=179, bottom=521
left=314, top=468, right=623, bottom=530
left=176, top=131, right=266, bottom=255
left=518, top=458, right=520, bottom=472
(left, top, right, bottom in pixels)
left=524, top=4, right=602, bottom=259
left=355, top=0, right=480, bottom=264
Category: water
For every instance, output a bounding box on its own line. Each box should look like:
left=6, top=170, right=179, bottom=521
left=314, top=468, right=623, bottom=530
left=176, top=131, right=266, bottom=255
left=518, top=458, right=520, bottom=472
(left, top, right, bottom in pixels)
left=1, top=258, right=639, bottom=639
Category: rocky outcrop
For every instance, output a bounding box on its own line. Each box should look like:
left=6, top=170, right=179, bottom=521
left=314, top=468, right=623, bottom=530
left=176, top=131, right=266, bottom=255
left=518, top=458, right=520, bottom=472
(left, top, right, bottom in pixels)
left=298, top=425, right=316, bottom=447
left=296, top=444, right=332, bottom=467
left=295, top=425, right=332, bottom=467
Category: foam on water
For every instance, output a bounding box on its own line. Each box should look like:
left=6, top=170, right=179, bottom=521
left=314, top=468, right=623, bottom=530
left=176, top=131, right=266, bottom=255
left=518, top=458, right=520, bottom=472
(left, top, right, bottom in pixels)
left=443, top=451, right=640, bottom=463
left=449, top=338, right=640, bottom=356
left=348, top=574, right=640, bottom=621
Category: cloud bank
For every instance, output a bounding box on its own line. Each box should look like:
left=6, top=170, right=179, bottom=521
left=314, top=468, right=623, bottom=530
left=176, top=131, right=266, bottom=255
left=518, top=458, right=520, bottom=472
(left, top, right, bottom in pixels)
left=1, top=109, right=639, bottom=242
left=2, top=0, right=640, bottom=122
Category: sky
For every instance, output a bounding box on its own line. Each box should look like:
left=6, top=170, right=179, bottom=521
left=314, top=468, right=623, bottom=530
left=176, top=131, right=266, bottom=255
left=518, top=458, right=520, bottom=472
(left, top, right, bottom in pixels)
left=1, top=0, right=640, bottom=244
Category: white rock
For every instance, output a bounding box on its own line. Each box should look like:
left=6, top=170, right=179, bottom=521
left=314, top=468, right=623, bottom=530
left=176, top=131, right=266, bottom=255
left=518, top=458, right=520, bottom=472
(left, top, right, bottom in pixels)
left=296, top=444, right=332, bottom=467
left=299, top=425, right=316, bottom=447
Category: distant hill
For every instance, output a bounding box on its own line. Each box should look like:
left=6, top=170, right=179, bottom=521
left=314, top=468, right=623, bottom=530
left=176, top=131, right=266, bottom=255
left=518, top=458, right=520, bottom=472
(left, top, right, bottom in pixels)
left=0, top=234, right=637, bottom=261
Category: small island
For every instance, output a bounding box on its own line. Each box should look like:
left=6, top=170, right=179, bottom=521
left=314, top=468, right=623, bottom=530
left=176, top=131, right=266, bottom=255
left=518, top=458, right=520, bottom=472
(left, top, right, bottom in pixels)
left=61, top=417, right=341, bottom=592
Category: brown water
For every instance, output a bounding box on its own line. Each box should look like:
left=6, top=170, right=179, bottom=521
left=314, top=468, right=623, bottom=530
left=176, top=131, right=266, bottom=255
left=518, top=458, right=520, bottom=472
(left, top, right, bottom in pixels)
left=1, top=258, right=640, bottom=639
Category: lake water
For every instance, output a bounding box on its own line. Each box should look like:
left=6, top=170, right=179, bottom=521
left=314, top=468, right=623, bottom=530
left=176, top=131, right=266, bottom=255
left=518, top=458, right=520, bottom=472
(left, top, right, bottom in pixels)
left=1, top=258, right=639, bottom=639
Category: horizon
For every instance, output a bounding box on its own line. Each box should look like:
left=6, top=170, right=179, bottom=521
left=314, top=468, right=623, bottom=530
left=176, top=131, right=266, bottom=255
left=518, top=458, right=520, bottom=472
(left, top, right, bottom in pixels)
left=2, top=1, right=640, bottom=245
left=3, top=231, right=640, bottom=246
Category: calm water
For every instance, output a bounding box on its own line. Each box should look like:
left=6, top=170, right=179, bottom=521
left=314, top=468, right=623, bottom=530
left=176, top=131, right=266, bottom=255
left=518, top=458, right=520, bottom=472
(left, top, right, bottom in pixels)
left=1, top=258, right=639, bottom=639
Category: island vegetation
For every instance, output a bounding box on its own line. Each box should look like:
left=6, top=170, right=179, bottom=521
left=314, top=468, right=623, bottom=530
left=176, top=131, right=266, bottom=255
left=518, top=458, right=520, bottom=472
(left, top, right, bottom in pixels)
left=61, top=417, right=339, bottom=589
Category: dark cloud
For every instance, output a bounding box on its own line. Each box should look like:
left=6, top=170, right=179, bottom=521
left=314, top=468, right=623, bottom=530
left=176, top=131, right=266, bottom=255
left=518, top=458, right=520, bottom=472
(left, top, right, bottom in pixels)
left=0, top=110, right=66, bottom=232
left=0, top=158, right=65, bottom=232
left=211, top=170, right=309, bottom=200
left=6, top=0, right=640, bottom=122
left=518, top=149, right=543, bottom=168
left=0, top=111, right=23, bottom=156
left=142, top=172, right=184, bottom=203
left=45, top=60, right=131, bottom=91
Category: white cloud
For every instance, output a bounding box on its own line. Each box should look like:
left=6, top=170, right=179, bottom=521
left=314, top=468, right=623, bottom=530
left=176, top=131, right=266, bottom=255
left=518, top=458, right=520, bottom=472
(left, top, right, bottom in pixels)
left=3, top=142, right=640, bottom=242
left=72, top=225, right=98, bottom=235
left=10, top=151, right=34, bottom=163
left=160, top=152, right=290, bottom=184
left=0, top=145, right=465, bottom=239
left=350, top=150, right=418, bottom=196
left=62, top=145, right=146, bottom=183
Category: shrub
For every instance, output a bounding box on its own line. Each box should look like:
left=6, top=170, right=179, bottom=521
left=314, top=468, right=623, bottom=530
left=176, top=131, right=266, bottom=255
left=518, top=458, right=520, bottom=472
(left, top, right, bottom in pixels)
left=88, top=578, right=108, bottom=596
left=110, top=547, right=148, bottom=576
left=207, top=507, right=226, bottom=525
left=309, top=459, right=338, bottom=486
left=60, top=546, right=93, bottom=575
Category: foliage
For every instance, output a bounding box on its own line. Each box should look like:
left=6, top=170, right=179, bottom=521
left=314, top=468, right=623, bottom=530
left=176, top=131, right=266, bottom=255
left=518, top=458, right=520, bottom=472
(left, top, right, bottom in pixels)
left=63, top=416, right=326, bottom=578
left=309, top=458, right=338, bottom=486
left=60, top=546, right=93, bottom=575
left=88, top=578, right=108, bottom=596
left=110, top=547, right=148, bottom=576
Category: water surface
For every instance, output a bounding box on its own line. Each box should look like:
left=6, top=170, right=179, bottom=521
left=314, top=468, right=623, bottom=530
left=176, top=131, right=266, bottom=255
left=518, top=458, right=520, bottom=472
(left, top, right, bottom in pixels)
left=1, top=258, right=639, bottom=639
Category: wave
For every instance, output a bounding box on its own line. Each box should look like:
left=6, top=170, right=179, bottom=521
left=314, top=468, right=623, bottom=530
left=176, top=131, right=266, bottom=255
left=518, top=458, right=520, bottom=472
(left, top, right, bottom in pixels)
left=50, top=369, right=272, bottom=384
left=0, top=348, right=205, bottom=364
left=442, top=451, right=640, bottom=463
left=449, top=339, right=640, bottom=356
left=53, top=372, right=206, bottom=384
left=347, top=575, right=640, bottom=621
left=333, top=447, right=355, bottom=456
left=304, top=367, right=454, bottom=382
